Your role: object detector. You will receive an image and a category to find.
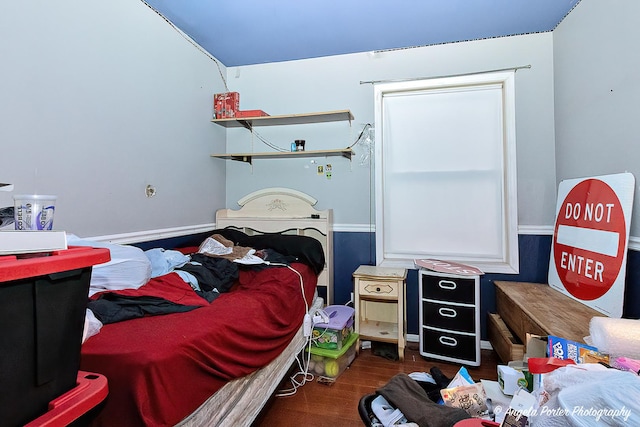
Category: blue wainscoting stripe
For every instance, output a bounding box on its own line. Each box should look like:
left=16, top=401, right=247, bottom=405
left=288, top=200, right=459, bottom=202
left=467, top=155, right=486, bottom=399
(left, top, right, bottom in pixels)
left=624, top=249, right=640, bottom=319
left=332, top=232, right=640, bottom=340
left=126, top=229, right=639, bottom=341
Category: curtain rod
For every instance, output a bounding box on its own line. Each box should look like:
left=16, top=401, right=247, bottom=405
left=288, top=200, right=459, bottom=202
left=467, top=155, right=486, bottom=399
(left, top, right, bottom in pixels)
left=359, top=65, right=531, bottom=85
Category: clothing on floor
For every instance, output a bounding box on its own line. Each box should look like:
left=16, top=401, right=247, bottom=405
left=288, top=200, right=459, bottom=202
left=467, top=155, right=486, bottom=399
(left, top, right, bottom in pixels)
left=376, top=373, right=470, bottom=427
left=371, top=394, right=408, bottom=427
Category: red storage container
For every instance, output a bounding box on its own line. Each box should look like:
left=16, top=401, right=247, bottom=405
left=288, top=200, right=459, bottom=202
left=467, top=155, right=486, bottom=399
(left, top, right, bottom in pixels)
left=0, top=246, right=110, bottom=426
left=235, top=109, right=269, bottom=118
left=24, top=371, right=109, bottom=427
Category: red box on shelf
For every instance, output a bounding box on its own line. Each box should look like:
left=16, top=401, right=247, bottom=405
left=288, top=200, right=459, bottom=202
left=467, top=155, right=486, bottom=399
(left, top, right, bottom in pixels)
left=235, top=109, right=269, bottom=118
left=0, top=246, right=111, bottom=426
left=213, top=91, right=240, bottom=118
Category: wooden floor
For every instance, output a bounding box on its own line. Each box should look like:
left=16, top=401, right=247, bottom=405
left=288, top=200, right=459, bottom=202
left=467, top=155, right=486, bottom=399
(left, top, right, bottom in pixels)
left=253, top=343, right=500, bottom=427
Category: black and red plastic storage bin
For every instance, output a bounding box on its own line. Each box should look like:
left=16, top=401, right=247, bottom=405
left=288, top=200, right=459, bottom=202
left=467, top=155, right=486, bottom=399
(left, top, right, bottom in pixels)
left=0, top=246, right=110, bottom=426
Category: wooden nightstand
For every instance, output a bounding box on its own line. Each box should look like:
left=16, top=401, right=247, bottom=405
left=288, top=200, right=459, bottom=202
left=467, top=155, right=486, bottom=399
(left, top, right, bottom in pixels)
left=353, top=265, right=407, bottom=361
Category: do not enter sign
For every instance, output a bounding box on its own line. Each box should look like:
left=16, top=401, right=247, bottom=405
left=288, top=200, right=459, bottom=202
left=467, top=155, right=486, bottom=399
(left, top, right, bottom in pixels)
left=553, top=179, right=625, bottom=299
left=548, top=173, right=635, bottom=318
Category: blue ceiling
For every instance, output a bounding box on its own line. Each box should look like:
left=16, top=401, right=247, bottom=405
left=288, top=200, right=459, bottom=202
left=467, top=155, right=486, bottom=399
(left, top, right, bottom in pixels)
left=142, top=0, right=581, bottom=67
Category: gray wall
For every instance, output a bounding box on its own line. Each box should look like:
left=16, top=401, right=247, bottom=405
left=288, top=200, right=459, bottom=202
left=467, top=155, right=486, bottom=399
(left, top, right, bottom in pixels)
left=224, top=33, right=558, bottom=231
left=554, top=0, right=640, bottom=239
left=5, top=0, right=638, bottom=247
left=0, top=0, right=227, bottom=238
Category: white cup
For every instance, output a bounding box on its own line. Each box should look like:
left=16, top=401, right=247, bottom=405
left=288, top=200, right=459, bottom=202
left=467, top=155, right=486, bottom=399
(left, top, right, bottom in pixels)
left=13, top=195, right=57, bottom=230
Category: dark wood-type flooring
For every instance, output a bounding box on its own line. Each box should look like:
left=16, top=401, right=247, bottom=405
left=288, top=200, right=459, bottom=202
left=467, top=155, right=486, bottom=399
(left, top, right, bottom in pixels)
left=253, top=343, right=500, bottom=426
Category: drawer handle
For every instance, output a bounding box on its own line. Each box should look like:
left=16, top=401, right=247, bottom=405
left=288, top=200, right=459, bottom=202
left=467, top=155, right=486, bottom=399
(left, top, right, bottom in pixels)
left=438, top=280, right=457, bottom=290
left=438, top=307, right=457, bottom=318
left=439, top=336, right=458, bottom=347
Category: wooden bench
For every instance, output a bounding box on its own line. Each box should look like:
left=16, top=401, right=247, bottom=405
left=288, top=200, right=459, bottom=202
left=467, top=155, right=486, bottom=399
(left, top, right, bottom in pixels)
left=488, top=281, right=603, bottom=363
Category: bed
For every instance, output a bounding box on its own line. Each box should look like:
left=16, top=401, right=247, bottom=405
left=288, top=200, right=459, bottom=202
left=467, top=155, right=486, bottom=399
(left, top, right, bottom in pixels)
left=215, top=187, right=333, bottom=305
left=79, top=188, right=332, bottom=426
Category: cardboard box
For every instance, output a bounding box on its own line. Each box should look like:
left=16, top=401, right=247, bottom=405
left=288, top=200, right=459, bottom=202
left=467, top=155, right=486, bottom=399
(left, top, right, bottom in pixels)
left=312, top=305, right=355, bottom=350
left=312, top=318, right=354, bottom=350
left=525, top=333, right=548, bottom=359
left=235, top=109, right=269, bottom=118
left=497, top=365, right=527, bottom=396
left=213, top=92, right=240, bottom=118
left=525, top=334, right=608, bottom=391
left=0, top=230, right=67, bottom=255
left=547, top=335, right=609, bottom=364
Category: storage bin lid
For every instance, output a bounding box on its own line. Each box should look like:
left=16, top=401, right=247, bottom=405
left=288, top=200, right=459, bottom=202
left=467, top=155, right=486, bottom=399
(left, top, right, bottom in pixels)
left=309, top=333, right=358, bottom=358
left=0, top=246, right=111, bottom=283
left=315, top=305, right=355, bottom=330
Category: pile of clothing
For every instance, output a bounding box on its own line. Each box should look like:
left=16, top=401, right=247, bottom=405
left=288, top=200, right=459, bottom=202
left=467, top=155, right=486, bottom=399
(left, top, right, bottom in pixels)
left=359, top=368, right=472, bottom=427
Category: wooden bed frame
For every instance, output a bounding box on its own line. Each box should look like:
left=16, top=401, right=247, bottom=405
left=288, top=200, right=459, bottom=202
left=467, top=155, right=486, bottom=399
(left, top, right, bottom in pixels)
left=177, top=187, right=332, bottom=426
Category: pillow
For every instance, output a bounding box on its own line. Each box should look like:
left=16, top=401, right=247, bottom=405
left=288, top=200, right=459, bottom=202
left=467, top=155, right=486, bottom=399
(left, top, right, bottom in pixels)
left=66, top=234, right=152, bottom=296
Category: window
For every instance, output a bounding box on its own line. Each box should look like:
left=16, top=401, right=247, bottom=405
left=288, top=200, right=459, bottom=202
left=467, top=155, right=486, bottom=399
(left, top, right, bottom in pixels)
left=373, top=71, right=519, bottom=273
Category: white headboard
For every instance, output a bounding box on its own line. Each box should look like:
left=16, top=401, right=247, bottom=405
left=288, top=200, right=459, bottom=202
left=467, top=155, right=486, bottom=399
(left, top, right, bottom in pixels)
left=215, top=188, right=333, bottom=305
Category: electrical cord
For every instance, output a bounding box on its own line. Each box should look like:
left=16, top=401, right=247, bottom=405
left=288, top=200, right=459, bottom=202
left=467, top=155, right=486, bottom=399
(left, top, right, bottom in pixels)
left=347, top=123, right=373, bottom=149
left=275, top=339, right=315, bottom=397
left=243, top=122, right=374, bottom=154
left=247, top=125, right=290, bottom=152
left=264, top=262, right=316, bottom=397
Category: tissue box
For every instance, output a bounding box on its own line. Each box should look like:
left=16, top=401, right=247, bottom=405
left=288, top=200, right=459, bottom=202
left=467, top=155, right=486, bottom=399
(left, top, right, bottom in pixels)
left=312, top=305, right=355, bottom=350
left=308, top=333, right=358, bottom=381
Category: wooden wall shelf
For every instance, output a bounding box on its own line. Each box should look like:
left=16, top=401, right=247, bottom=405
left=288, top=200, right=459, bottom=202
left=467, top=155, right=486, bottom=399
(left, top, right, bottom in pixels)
left=211, top=148, right=354, bottom=164
left=211, top=109, right=354, bottom=163
left=211, top=110, right=353, bottom=128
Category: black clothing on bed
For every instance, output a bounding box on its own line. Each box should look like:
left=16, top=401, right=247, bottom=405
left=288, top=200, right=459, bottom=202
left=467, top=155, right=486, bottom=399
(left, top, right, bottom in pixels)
left=177, top=254, right=239, bottom=292
left=210, top=229, right=326, bottom=275
left=90, top=256, right=239, bottom=324
left=88, top=295, right=202, bottom=324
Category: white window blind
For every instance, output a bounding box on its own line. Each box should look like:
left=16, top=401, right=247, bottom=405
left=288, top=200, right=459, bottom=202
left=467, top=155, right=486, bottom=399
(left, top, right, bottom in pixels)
left=374, top=71, right=519, bottom=273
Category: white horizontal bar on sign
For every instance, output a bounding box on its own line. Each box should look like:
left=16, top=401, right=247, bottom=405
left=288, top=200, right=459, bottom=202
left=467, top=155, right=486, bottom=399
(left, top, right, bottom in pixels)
left=556, top=225, right=619, bottom=257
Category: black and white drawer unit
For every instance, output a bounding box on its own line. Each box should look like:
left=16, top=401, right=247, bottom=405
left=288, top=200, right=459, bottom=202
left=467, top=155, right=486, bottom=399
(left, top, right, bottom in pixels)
left=418, top=269, right=480, bottom=366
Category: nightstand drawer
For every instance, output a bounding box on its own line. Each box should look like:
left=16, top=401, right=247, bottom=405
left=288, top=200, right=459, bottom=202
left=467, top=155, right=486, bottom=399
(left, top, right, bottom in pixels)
left=421, top=327, right=478, bottom=363
left=422, top=301, right=476, bottom=334
left=358, top=280, right=399, bottom=298
left=421, top=274, right=475, bottom=304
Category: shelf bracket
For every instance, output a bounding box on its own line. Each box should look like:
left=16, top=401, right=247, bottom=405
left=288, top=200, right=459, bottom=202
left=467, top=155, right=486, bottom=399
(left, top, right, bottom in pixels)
left=238, top=120, right=252, bottom=131
left=230, top=155, right=253, bottom=164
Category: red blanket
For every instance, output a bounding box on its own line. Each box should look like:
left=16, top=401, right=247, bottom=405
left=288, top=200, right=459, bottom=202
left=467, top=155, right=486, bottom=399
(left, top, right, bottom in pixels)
left=80, top=263, right=316, bottom=426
